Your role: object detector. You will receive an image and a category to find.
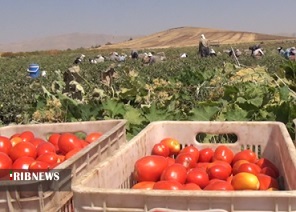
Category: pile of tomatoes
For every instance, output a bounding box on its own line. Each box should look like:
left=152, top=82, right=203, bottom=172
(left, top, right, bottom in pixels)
left=0, top=130, right=103, bottom=178
left=132, top=137, right=280, bottom=191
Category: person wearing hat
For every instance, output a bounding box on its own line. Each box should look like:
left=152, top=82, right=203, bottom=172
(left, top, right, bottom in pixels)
left=198, top=34, right=210, bottom=57
left=282, top=47, right=295, bottom=59
left=147, top=52, right=156, bottom=64
left=290, top=47, right=296, bottom=56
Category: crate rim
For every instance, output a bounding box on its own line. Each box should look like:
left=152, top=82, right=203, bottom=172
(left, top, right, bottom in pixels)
left=72, top=184, right=296, bottom=197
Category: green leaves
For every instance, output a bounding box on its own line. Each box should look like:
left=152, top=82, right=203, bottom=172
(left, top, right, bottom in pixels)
left=190, top=102, right=220, bottom=121
left=224, top=104, right=248, bottom=121
left=101, top=99, right=125, bottom=119
left=143, top=103, right=173, bottom=122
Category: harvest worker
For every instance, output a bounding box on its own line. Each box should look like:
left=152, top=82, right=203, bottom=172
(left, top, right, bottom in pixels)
left=131, top=49, right=139, bottom=59
left=198, top=34, right=210, bottom=57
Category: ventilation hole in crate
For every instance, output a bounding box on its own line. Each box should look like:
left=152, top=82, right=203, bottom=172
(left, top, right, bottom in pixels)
left=196, top=133, right=238, bottom=144
left=240, top=144, right=262, bottom=157
left=257, top=145, right=262, bottom=158
left=240, top=145, right=245, bottom=151
left=180, top=143, right=191, bottom=150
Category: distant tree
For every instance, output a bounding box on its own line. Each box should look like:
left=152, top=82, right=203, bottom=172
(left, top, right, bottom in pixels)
left=129, top=37, right=133, bottom=41
left=105, top=42, right=112, bottom=45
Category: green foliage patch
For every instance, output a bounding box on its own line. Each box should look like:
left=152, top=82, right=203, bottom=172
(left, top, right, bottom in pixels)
left=0, top=44, right=295, bottom=140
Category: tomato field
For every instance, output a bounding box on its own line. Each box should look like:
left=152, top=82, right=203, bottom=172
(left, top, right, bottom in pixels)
left=0, top=41, right=296, bottom=140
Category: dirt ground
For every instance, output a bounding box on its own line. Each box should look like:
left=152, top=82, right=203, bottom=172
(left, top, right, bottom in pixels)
left=99, top=27, right=294, bottom=50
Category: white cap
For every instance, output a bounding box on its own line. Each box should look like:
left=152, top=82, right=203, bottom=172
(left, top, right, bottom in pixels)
left=148, top=52, right=153, bottom=57
left=201, top=34, right=205, bottom=39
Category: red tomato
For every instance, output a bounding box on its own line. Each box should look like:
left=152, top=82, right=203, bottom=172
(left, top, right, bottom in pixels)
left=58, top=133, right=81, bottom=155
left=10, top=136, right=23, bottom=147
left=0, top=135, right=12, bottom=155
left=160, top=163, right=187, bottom=184
left=153, top=180, right=184, bottom=190
left=132, top=181, right=155, bottom=190
left=213, top=145, right=234, bottom=164
left=208, top=179, right=226, bottom=185
left=29, top=161, right=50, bottom=172
left=195, top=162, right=210, bottom=171
left=166, top=157, right=175, bottom=166
left=29, top=138, right=46, bottom=149
left=48, top=133, right=60, bottom=151
left=151, top=143, right=170, bottom=157
left=204, top=180, right=234, bottom=191
left=207, top=164, right=231, bottom=180
left=0, top=152, right=13, bottom=177
left=260, top=167, right=277, bottom=179
left=231, top=172, right=260, bottom=190
left=256, top=158, right=279, bottom=178
left=10, top=133, right=21, bottom=139
left=160, top=137, right=181, bottom=156
left=36, top=142, right=56, bottom=157
left=198, top=147, right=214, bottom=163
left=232, top=149, right=258, bottom=164
left=134, top=155, right=168, bottom=182
left=85, top=132, right=103, bottom=143
left=175, top=153, right=196, bottom=170
left=19, top=131, right=35, bottom=142
left=80, top=140, right=89, bottom=148
left=12, top=156, right=35, bottom=170
left=207, top=161, right=232, bottom=175
left=232, top=160, right=250, bottom=175
left=257, top=173, right=279, bottom=190
left=9, top=141, right=37, bottom=161
left=183, top=183, right=202, bottom=190
left=186, top=168, right=210, bottom=189
left=65, top=148, right=81, bottom=160
left=236, top=163, right=261, bottom=175
left=179, top=145, right=199, bottom=162
left=36, top=152, right=59, bottom=166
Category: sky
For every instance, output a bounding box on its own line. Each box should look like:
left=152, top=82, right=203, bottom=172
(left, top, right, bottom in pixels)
left=1, top=0, right=296, bottom=44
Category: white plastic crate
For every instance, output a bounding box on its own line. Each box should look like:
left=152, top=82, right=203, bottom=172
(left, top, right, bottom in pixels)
left=72, top=121, right=296, bottom=212
left=0, top=119, right=126, bottom=212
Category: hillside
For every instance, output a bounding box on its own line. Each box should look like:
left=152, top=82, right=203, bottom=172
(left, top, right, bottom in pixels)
left=0, top=33, right=135, bottom=53
left=1, top=27, right=294, bottom=53
left=99, top=26, right=295, bottom=50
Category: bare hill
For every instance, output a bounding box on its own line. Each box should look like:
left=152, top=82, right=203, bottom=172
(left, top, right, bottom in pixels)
left=99, top=26, right=295, bottom=50
left=0, top=33, right=134, bottom=53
